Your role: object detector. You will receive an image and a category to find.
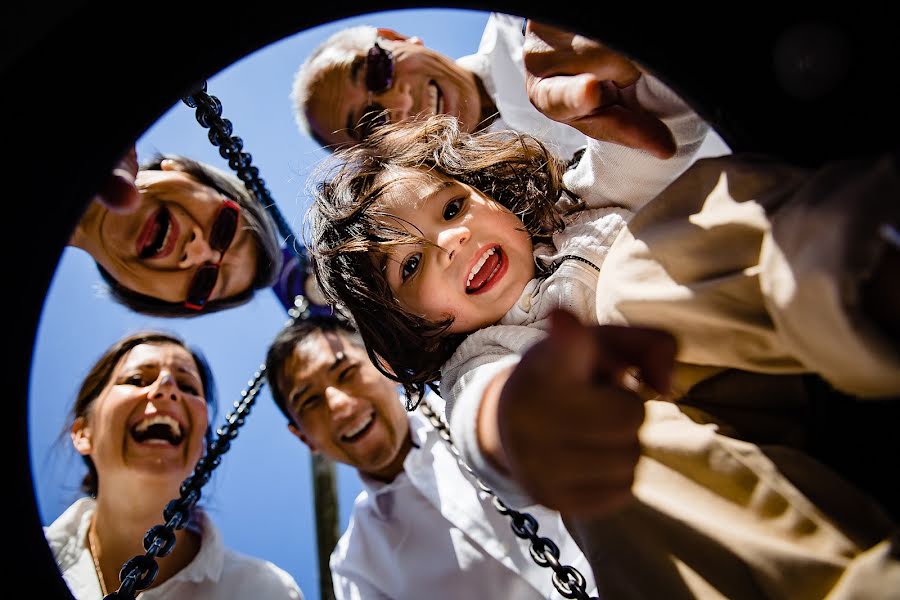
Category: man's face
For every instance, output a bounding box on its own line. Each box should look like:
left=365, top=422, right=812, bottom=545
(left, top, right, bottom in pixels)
left=279, top=329, right=410, bottom=481
left=308, top=31, right=484, bottom=148
left=73, top=160, right=258, bottom=305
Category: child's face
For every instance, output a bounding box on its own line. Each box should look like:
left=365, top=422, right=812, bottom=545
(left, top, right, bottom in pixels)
left=377, top=169, right=535, bottom=333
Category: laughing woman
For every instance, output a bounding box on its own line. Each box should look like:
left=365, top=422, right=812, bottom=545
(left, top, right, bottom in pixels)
left=69, top=154, right=283, bottom=317
left=44, top=332, right=303, bottom=599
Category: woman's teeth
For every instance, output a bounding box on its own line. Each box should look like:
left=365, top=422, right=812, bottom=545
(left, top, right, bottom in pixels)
left=427, top=82, right=443, bottom=115
left=131, top=414, right=183, bottom=444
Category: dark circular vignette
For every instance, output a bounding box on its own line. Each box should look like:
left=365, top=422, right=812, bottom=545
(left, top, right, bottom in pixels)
left=3, top=2, right=896, bottom=596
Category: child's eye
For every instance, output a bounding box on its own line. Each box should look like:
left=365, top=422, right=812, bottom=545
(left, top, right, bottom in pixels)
left=401, top=253, right=421, bottom=281
left=443, top=198, right=464, bottom=220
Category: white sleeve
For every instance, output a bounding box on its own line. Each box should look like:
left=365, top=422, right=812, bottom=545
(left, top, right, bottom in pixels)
left=563, top=73, right=711, bottom=212
left=441, top=325, right=546, bottom=509
left=221, top=554, right=305, bottom=599
left=330, top=551, right=392, bottom=600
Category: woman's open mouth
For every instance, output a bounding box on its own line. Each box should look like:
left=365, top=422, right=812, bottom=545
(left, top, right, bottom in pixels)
left=136, top=207, right=178, bottom=259
left=426, top=80, right=445, bottom=116
left=130, top=414, right=184, bottom=446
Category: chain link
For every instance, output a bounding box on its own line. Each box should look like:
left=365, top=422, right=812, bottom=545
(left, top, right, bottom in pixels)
left=417, top=400, right=598, bottom=600
left=182, top=81, right=302, bottom=262
left=100, top=82, right=336, bottom=598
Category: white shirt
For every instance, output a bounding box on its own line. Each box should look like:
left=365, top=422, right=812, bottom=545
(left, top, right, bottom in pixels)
left=45, top=497, right=304, bottom=600
left=330, top=402, right=597, bottom=600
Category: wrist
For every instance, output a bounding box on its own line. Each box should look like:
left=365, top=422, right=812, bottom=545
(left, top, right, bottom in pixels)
left=476, top=367, right=513, bottom=473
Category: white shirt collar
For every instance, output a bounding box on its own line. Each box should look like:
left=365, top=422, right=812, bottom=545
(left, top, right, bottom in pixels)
left=46, top=497, right=228, bottom=593
left=356, top=410, right=436, bottom=519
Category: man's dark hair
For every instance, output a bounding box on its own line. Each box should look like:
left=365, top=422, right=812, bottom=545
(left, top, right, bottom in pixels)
left=265, top=315, right=360, bottom=424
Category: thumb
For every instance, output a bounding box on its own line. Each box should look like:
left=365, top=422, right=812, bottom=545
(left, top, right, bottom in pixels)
left=527, top=73, right=606, bottom=123
left=541, top=309, right=598, bottom=383
left=94, top=146, right=141, bottom=213
left=591, top=325, right=677, bottom=394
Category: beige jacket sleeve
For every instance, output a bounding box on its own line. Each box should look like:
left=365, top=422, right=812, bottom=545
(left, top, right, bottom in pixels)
left=566, top=400, right=900, bottom=600
left=596, top=152, right=900, bottom=398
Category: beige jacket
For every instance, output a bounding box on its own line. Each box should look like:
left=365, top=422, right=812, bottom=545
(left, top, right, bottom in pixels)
left=568, top=400, right=900, bottom=600
left=574, top=150, right=900, bottom=598
left=597, top=152, right=900, bottom=398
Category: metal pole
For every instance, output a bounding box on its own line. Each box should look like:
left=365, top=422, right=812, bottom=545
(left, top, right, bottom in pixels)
left=312, top=453, right=339, bottom=600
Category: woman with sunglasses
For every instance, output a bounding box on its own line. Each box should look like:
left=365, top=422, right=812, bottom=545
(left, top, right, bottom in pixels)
left=70, top=153, right=283, bottom=317
left=44, top=331, right=304, bottom=599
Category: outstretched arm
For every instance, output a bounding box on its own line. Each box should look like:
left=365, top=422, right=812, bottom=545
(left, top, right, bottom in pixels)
left=477, top=309, right=676, bottom=517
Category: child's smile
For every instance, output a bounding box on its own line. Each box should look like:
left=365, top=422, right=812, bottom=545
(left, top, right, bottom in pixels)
left=378, top=169, right=535, bottom=333
left=465, top=245, right=507, bottom=295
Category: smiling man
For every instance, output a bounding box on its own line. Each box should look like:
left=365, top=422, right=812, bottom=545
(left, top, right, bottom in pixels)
left=291, top=13, right=591, bottom=161
left=69, top=154, right=283, bottom=317
left=291, top=13, right=731, bottom=165
left=265, top=315, right=597, bottom=600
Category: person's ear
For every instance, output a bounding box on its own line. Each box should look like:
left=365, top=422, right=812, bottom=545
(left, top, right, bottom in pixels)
left=376, top=28, right=423, bottom=46
left=71, top=417, right=93, bottom=456
left=288, top=423, right=318, bottom=454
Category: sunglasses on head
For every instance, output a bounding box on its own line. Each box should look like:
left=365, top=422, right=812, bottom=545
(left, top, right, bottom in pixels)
left=184, top=198, right=241, bottom=311
left=357, top=41, right=395, bottom=140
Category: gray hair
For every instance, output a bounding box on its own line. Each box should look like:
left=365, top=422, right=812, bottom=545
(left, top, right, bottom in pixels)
left=290, top=25, right=378, bottom=149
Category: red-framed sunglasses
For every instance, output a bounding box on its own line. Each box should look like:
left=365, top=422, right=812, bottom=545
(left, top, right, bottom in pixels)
left=357, top=41, right=395, bottom=140
left=184, top=198, right=241, bottom=311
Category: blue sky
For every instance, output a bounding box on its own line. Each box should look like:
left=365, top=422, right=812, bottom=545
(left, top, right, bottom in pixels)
left=29, top=8, right=491, bottom=599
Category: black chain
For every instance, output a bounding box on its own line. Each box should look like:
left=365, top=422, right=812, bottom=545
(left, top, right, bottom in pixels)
left=103, top=359, right=268, bottom=599
left=98, top=82, right=334, bottom=599
left=182, top=82, right=302, bottom=262
left=417, top=400, right=598, bottom=600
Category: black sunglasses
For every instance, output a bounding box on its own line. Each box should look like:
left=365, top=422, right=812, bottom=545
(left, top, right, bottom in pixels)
left=357, top=41, right=395, bottom=140
left=183, top=199, right=241, bottom=311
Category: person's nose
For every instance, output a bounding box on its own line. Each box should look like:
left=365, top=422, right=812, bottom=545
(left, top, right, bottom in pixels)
left=147, top=371, right=179, bottom=406
left=376, top=81, right=414, bottom=124
left=325, top=385, right=355, bottom=418
left=436, top=225, right=470, bottom=267
left=179, top=226, right=222, bottom=269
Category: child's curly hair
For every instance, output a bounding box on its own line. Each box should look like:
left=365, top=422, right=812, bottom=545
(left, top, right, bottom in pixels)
left=307, top=114, right=567, bottom=407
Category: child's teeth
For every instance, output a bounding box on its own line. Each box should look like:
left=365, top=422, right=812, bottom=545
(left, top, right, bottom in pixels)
left=467, top=248, right=496, bottom=286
